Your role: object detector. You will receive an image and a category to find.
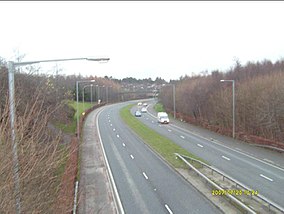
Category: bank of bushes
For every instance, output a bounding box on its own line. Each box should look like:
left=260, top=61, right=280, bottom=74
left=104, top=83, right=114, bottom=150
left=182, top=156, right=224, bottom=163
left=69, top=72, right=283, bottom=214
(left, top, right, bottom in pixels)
left=159, top=59, right=284, bottom=148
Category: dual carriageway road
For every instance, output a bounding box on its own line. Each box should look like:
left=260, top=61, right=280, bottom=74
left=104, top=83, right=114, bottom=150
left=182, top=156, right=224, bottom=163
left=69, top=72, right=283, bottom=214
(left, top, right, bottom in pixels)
left=93, top=99, right=284, bottom=213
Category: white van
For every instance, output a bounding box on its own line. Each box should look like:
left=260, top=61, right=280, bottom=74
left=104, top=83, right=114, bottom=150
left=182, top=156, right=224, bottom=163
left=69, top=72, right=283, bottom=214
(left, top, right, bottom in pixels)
left=157, top=112, right=169, bottom=124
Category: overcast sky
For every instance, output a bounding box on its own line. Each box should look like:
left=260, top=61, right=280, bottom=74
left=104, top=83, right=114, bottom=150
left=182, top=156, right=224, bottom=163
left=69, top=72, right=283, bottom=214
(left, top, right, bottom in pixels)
left=1, top=1, right=284, bottom=81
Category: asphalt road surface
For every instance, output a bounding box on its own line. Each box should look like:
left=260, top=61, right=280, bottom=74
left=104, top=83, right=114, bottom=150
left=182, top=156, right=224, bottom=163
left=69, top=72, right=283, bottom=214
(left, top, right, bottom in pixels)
left=97, top=101, right=222, bottom=214
left=135, top=99, right=284, bottom=208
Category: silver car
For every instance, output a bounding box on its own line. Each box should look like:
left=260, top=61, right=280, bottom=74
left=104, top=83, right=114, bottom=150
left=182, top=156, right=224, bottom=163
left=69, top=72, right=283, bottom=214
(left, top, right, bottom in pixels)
left=135, top=110, right=142, bottom=117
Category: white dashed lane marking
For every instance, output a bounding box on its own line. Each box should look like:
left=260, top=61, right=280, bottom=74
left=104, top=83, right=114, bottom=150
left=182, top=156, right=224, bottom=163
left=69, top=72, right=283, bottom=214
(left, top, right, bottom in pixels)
left=260, top=174, right=273, bottom=182
left=165, top=204, right=173, bottom=214
left=197, top=144, right=204, bottom=148
left=130, top=155, right=134, bottom=159
left=222, top=155, right=231, bottom=161
left=142, top=172, right=149, bottom=180
left=180, top=135, right=185, bottom=139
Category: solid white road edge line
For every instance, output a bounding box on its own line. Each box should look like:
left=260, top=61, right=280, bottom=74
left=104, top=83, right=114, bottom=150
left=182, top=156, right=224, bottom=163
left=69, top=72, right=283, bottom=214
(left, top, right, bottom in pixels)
left=97, top=107, right=125, bottom=214
left=263, top=158, right=275, bottom=164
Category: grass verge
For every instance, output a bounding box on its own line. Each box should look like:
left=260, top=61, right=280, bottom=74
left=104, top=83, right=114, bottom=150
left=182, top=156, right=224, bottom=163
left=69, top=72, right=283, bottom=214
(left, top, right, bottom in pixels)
left=154, top=102, right=165, bottom=112
left=120, top=104, right=207, bottom=168
left=55, top=100, right=95, bottom=134
left=68, top=100, right=94, bottom=121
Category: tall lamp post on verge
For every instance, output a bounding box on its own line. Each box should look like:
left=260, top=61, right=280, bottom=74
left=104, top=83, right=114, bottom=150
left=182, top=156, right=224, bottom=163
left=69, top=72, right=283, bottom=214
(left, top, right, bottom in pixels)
left=76, top=79, right=96, bottom=139
left=220, top=79, right=235, bottom=139
left=90, top=84, right=93, bottom=105
left=101, top=85, right=112, bottom=104
left=106, top=86, right=113, bottom=104
left=8, top=57, right=109, bottom=214
left=96, top=85, right=101, bottom=104
left=163, top=83, right=176, bottom=119
left=82, top=84, right=93, bottom=111
left=173, top=83, right=176, bottom=119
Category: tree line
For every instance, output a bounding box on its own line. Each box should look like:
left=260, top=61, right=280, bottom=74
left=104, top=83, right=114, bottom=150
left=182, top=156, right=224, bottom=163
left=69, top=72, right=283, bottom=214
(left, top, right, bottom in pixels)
left=159, top=59, right=284, bottom=145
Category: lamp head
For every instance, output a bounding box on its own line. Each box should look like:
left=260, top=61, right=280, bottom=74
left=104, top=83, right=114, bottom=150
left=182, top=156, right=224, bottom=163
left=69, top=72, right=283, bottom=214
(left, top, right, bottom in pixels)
left=86, top=58, right=110, bottom=62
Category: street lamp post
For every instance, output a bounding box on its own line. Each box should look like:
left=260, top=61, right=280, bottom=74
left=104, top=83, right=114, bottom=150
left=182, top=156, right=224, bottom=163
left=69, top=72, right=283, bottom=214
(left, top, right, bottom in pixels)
left=106, top=86, right=113, bottom=104
left=8, top=61, right=20, bottom=214
left=90, top=84, right=93, bottom=105
left=106, top=86, right=108, bottom=103
left=163, top=83, right=176, bottom=119
left=76, top=80, right=96, bottom=139
left=173, top=84, right=176, bottom=119
left=96, top=85, right=100, bottom=104
left=82, top=84, right=93, bottom=111
left=220, top=79, right=235, bottom=139
left=101, top=85, right=108, bottom=103
left=8, top=57, right=109, bottom=214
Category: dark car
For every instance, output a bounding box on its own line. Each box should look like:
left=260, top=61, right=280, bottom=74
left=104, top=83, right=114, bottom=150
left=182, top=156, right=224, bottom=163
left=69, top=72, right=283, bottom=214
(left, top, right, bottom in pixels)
left=135, top=110, right=142, bottom=117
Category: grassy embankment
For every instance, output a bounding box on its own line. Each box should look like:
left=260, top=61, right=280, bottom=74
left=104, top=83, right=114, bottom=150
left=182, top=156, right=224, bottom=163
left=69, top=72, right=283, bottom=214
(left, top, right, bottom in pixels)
left=154, top=102, right=165, bottom=112
left=55, top=100, right=94, bottom=133
left=154, top=102, right=177, bottom=120
left=120, top=104, right=207, bottom=168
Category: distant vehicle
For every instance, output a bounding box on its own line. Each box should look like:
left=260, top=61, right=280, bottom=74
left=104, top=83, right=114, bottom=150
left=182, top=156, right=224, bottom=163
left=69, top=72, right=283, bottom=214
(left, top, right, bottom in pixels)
left=141, top=107, right=147, bottom=113
left=138, top=102, right=142, bottom=106
left=135, top=110, right=142, bottom=117
left=143, top=102, right=148, bottom=107
left=157, top=112, right=169, bottom=124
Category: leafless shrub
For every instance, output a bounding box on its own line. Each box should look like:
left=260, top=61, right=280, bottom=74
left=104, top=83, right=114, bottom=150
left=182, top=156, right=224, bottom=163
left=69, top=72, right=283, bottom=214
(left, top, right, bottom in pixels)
left=159, top=59, right=284, bottom=144
left=0, top=75, right=70, bottom=213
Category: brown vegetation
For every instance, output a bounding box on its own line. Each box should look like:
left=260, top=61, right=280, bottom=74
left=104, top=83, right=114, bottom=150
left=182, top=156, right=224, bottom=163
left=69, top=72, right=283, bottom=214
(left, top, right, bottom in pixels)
left=159, top=59, right=284, bottom=148
left=0, top=59, right=122, bottom=212
left=0, top=70, right=68, bottom=212
left=0, top=65, right=78, bottom=212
